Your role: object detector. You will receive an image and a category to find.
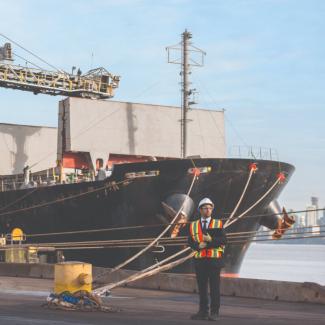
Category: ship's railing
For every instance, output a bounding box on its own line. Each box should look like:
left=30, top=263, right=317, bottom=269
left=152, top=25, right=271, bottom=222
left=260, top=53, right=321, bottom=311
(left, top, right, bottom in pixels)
left=0, top=170, right=57, bottom=192
left=228, top=145, right=279, bottom=161
left=0, top=173, right=26, bottom=191
left=0, top=167, right=94, bottom=192
left=5, top=233, right=27, bottom=243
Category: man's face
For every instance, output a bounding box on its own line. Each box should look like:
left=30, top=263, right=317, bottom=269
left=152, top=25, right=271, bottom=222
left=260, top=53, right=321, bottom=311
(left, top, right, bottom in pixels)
left=200, top=204, right=213, bottom=218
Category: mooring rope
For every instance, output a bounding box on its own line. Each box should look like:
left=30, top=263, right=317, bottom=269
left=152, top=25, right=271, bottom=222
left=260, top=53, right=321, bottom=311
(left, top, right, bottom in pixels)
left=2, top=229, right=324, bottom=252
left=21, top=207, right=325, bottom=239
left=224, top=164, right=256, bottom=227
left=93, top=162, right=255, bottom=293
left=93, top=250, right=196, bottom=295
left=93, top=247, right=191, bottom=289
left=97, top=171, right=198, bottom=277
left=224, top=174, right=283, bottom=229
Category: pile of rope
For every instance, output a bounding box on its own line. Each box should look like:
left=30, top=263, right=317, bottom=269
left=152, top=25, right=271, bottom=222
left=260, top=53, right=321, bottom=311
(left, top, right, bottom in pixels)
left=43, top=290, right=119, bottom=313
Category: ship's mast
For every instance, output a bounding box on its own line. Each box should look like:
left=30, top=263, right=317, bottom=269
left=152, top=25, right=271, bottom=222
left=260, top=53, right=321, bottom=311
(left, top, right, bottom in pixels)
left=181, top=30, right=190, bottom=159
left=167, top=30, right=206, bottom=158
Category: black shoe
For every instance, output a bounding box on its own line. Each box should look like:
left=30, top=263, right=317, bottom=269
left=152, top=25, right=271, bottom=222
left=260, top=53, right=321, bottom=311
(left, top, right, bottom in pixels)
left=190, top=312, right=209, bottom=320
left=208, top=312, right=219, bottom=321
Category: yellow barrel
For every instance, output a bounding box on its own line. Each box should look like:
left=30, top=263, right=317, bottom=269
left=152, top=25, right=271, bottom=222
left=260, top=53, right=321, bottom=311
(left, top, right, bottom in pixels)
left=54, top=262, right=92, bottom=294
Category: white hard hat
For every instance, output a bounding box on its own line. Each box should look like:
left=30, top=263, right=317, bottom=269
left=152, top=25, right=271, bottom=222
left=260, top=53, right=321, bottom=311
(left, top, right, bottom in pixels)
left=198, top=198, right=214, bottom=209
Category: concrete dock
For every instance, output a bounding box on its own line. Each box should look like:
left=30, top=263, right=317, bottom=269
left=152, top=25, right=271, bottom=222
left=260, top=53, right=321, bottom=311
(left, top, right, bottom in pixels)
left=0, top=276, right=324, bottom=325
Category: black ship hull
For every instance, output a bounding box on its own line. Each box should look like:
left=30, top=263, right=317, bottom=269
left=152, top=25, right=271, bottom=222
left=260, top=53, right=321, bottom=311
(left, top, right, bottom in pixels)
left=0, top=158, right=294, bottom=274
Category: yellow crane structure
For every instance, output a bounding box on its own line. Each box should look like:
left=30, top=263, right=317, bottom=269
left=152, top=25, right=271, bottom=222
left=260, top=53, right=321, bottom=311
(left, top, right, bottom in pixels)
left=0, top=42, right=120, bottom=99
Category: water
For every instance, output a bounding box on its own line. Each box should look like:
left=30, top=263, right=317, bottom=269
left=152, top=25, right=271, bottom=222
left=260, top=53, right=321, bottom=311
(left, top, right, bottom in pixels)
left=239, top=243, right=325, bottom=285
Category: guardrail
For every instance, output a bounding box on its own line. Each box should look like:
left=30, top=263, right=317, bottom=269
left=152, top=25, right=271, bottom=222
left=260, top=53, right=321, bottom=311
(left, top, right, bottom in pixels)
left=228, top=145, right=279, bottom=161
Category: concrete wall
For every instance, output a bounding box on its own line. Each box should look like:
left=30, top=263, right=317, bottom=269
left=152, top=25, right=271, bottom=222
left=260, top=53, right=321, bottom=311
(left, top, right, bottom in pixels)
left=0, top=263, right=324, bottom=305
left=0, top=123, right=57, bottom=175
left=58, top=98, right=226, bottom=167
left=92, top=267, right=325, bottom=305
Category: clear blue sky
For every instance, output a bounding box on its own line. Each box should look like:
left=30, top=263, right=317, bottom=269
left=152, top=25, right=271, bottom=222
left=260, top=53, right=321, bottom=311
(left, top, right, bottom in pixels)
left=0, top=0, right=324, bottom=211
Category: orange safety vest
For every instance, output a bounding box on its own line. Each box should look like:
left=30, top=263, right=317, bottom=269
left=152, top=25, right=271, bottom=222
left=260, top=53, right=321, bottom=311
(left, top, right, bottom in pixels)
left=189, top=218, right=224, bottom=259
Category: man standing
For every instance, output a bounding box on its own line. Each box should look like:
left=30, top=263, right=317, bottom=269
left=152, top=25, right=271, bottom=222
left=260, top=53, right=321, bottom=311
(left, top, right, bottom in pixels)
left=188, top=198, right=227, bottom=321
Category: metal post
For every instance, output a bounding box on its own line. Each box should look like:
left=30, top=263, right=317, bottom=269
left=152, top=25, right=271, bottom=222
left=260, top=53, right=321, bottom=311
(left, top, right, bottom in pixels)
left=166, top=31, right=205, bottom=158
left=181, top=30, right=191, bottom=159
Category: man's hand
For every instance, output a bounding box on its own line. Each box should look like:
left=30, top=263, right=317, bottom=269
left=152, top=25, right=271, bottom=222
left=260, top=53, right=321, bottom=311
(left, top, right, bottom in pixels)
left=199, top=242, right=207, bottom=249
left=202, top=234, right=212, bottom=242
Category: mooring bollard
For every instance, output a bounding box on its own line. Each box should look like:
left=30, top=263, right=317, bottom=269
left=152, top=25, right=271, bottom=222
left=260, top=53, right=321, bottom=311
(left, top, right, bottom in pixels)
left=54, top=261, right=92, bottom=294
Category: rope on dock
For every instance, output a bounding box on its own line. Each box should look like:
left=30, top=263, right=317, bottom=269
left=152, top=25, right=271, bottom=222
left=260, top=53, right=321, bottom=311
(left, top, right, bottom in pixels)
left=43, top=290, right=120, bottom=312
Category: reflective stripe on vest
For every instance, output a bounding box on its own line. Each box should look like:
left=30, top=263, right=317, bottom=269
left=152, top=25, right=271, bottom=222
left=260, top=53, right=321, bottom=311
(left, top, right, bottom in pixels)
left=189, top=218, right=224, bottom=259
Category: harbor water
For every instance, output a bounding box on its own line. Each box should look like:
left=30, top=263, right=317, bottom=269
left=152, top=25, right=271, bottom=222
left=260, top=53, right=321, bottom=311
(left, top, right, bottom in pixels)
left=240, top=243, right=325, bottom=285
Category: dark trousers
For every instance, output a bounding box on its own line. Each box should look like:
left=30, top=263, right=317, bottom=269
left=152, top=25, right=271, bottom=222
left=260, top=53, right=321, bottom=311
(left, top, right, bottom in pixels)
left=194, top=259, right=221, bottom=314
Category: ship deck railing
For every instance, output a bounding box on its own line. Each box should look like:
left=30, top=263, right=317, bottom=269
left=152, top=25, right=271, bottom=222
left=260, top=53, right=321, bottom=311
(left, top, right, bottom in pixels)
left=228, top=145, right=279, bottom=161
left=0, top=168, right=94, bottom=192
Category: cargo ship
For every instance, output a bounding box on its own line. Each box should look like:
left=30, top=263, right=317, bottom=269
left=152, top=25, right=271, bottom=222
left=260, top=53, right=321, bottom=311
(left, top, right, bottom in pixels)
left=0, top=155, right=294, bottom=274
left=0, top=31, right=295, bottom=275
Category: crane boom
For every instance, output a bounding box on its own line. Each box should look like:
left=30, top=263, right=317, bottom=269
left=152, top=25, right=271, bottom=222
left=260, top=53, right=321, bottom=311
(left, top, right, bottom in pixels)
left=0, top=43, right=120, bottom=99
